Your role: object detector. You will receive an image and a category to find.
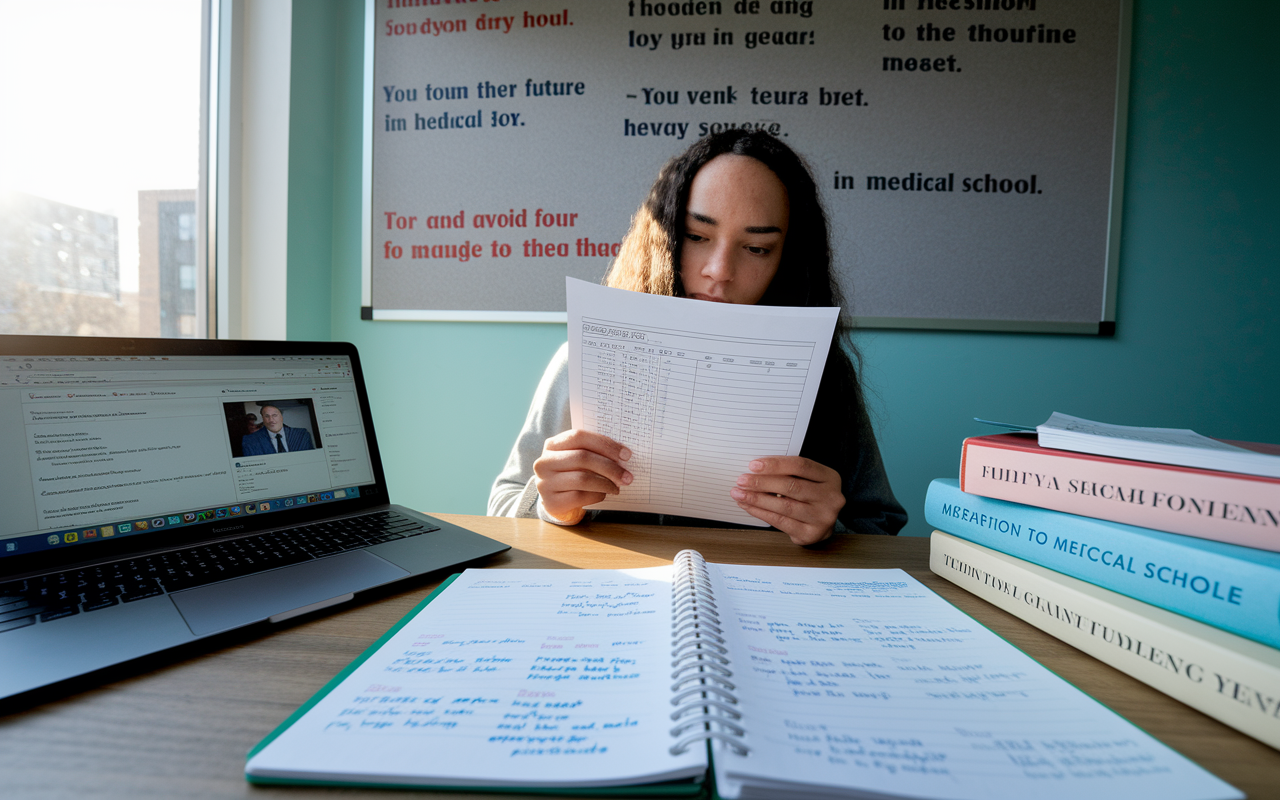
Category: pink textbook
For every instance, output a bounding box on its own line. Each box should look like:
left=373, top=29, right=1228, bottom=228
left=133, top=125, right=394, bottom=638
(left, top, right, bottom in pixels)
left=960, top=433, right=1280, bottom=551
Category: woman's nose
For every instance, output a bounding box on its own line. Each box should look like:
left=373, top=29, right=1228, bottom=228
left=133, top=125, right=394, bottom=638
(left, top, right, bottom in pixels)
left=702, top=243, right=735, bottom=281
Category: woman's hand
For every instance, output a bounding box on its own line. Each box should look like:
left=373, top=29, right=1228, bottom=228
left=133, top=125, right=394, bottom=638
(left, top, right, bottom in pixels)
left=533, top=430, right=633, bottom=524
left=730, top=457, right=845, bottom=545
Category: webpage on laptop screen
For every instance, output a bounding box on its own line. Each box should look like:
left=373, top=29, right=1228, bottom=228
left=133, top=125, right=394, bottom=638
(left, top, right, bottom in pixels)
left=0, top=355, right=376, bottom=559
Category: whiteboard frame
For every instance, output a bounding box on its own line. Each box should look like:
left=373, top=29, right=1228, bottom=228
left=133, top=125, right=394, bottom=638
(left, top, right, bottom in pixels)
left=358, top=0, right=1131, bottom=336
left=1101, top=0, right=1134, bottom=329
left=359, top=0, right=374, bottom=311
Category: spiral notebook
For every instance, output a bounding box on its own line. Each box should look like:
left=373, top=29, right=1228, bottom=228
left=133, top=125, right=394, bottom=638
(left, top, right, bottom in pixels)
left=245, top=553, right=1239, bottom=800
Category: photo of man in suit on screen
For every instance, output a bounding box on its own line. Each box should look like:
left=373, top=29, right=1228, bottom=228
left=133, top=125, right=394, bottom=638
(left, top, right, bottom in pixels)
left=241, top=403, right=315, bottom=455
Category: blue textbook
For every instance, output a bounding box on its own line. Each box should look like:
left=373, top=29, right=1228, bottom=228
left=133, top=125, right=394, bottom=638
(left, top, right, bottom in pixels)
left=925, top=478, right=1280, bottom=649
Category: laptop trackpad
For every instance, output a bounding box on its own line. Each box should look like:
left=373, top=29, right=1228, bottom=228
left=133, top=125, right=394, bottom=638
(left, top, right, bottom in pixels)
left=171, top=551, right=409, bottom=636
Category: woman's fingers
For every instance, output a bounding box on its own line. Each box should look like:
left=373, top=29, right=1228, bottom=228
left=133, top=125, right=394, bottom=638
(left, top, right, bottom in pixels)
left=734, top=474, right=821, bottom=504
left=544, top=429, right=631, bottom=462
left=534, top=447, right=633, bottom=490
left=733, top=500, right=831, bottom=545
left=732, top=487, right=823, bottom=522
left=745, top=456, right=837, bottom=485
left=730, top=456, right=845, bottom=545
left=534, top=430, right=633, bottom=523
left=537, top=460, right=629, bottom=496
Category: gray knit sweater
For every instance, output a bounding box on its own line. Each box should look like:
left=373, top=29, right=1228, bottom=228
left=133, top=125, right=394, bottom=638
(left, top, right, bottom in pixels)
left=488, top=344, right=575, bottom=523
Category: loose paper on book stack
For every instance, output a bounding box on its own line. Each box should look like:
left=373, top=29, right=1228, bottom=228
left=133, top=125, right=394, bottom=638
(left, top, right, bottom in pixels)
left=1036, top=413, right=1280, bottom=478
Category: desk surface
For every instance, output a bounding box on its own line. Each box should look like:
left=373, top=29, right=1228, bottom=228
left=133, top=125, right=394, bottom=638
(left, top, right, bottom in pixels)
left=2, top=516, right=1277, bottom=799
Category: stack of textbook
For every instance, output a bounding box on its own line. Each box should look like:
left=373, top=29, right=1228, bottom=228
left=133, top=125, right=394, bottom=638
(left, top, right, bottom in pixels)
left=924, top=415, right=1280, bottom=751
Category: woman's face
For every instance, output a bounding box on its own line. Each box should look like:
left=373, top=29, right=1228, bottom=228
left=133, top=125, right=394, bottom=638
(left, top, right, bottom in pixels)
left=679, top=154, right=789, bottom=305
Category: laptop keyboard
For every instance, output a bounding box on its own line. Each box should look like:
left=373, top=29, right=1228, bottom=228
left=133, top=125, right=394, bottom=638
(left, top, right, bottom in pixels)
left=0, top=511, right=440, bottom=634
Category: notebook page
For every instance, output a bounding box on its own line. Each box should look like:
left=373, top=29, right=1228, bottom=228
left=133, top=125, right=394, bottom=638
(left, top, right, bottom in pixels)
left=567, top=278, right=839, bottom=526
left=706, top=563, right=1239, bottom=800
left=247, top=567, right=706, bottom=789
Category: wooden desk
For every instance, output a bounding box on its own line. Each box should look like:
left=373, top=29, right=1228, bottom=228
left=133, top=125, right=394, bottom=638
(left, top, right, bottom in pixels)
left=1, top=517, right=1276, bottom=799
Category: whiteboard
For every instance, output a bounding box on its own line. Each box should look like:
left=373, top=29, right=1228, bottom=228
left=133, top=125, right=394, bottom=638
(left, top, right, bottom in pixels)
left=361, top=0, right=1130, bottom=334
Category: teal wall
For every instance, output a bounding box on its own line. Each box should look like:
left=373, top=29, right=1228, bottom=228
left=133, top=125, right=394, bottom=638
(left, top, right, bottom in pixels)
left=286, top=1, right=1278, bottom=537
left=286, top=4, right=336, bottom=342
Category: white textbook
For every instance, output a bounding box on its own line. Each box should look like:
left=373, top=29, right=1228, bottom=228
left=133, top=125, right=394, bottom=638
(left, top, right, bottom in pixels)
left=930, top=530, right=1280, bottom=751
left=566, top=278, right=840, bottom=526
left=245, top=553, right=1240, bottom=800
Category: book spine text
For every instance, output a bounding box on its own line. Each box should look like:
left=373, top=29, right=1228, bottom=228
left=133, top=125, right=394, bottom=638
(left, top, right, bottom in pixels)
left=924, top=479, right=1280, bottom=649
left=929, top=531, right=1280, bottom=751
left=961, top=440, right=1280, bottom=552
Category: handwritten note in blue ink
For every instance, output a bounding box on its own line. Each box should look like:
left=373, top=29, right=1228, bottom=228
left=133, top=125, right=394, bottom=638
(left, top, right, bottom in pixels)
left=246, top=568, right=705, bottom=789
left=705, top=563, right=1238, bottom=800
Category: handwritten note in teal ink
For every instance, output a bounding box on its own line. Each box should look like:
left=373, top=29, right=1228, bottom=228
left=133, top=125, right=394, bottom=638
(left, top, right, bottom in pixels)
left=246, top=568, right=706, bottom=789
left=707, top=564, right=1239, bottom=800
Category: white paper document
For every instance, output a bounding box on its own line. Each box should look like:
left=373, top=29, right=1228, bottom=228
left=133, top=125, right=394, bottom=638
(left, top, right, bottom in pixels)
left=566, top=279, right=839, bottom=526
left=1037, top=412, right=1280, bottom=478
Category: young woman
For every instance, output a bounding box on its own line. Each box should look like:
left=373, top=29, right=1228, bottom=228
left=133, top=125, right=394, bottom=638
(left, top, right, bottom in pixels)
left=488, top=131, right=906, bottom=544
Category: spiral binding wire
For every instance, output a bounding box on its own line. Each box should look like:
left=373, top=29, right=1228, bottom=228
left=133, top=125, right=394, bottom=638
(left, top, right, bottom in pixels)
left=668, top=550, right=749, bottom=757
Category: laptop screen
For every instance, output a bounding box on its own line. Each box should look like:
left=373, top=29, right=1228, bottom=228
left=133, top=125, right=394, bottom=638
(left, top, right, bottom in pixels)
left=0, top=344, right=382, bottom=570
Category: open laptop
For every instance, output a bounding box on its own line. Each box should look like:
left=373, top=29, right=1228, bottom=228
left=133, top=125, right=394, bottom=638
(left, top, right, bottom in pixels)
left=0, top=335, right=510, bottom=702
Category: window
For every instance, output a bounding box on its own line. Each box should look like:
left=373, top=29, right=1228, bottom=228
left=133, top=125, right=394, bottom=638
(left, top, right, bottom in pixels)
left=178, top=213, right=197, bottom=243
left=0, top=0, right=210, bottom=338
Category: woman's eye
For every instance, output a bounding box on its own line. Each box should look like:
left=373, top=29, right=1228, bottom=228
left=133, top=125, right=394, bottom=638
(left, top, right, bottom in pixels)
left=685, top=233, right=707, bottom=243
left=746, top=245, right=770, bottom=255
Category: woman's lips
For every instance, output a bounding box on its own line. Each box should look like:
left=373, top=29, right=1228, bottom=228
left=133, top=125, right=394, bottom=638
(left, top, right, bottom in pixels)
left=689, top=293, right=730, bottom=303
